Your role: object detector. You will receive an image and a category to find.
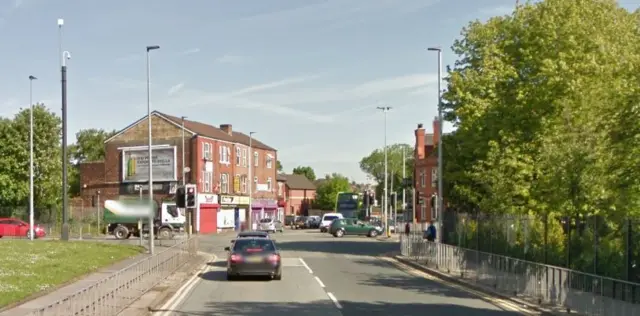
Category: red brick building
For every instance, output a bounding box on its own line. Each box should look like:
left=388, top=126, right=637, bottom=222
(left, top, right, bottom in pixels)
left=413, top=118, right=440, bottom=222
left=79, top=111, right=278, bottom=234
left=280, top=174, right=316, bottom=216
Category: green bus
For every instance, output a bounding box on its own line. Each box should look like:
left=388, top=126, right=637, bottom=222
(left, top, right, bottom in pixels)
left=335, top=192, right=361, bottom=219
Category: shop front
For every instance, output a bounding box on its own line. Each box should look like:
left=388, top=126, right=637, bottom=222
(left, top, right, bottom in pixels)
left=197, top=193, right=219, bottom=234
left=251, top=199, right=279, bottom=228
left=219, top=195, right=251, bottom=231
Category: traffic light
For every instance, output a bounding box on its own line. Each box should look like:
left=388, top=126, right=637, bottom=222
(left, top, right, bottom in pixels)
left=430, top=194, right=437, bottom=210
left=176, top=187, right=185, bottom=208
left=185, top=184, right=197, bottom=208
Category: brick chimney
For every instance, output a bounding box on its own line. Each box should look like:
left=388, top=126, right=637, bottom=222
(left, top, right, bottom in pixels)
left=432, top=117, right=440, bottom=146
left=220, top=124, right=232, bottom=135
left=415, top=123, right=425, bottom=160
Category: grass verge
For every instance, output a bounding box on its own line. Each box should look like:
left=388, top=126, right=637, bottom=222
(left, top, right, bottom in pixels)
left=0, top=240, right=144, bottom=308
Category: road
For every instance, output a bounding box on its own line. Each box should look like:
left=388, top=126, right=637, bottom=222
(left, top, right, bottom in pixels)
left=160, top=229, right=525, bottom=316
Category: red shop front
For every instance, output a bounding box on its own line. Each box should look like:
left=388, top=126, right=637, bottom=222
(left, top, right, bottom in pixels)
left=197, top=193, right=219, bottom=234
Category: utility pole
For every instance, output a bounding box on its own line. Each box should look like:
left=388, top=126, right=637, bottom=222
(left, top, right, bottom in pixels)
left=428, top=46, right=444, bottom=243
left=402, top=147, right=406, bottom=222
left=376, top=106, right=392, bottom=238
left=248, top=132, right=256, bottom=230
left=146, top=44, right=160, bottom=254
left=182, top=116, right=191, bottom=237
left=28, top=75, right=37, bottom=241
left=58, top=18, right=71, bottom=241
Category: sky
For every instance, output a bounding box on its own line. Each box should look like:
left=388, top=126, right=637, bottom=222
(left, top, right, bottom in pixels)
left=1, top=0, right=638, bottom=183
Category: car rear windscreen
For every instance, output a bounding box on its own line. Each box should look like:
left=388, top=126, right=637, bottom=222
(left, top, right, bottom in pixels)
left=323, top=215, right=338, bottom=221
left=259, top=218, right=272, bottom=223
left=233, top=239, right=275, bottom=252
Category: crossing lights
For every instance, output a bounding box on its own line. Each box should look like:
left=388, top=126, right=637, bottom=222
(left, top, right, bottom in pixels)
left=176, top=186, right=186, bottom=208
left=185, top=184, right=197, bottom=208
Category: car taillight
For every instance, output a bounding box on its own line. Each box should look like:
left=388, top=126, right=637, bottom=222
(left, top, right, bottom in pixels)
left=230, top=254, right=243, bottom=263
left=267, top=254, right=280, bottom=264
left=246, top=248, right=263, bottom=253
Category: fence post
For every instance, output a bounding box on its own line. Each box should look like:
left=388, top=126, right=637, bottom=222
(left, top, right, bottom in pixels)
left=544, top=212, right=548, bottom=264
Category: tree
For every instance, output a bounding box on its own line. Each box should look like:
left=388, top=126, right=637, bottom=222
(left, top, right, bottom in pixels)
left=276, top=160, right=283, bottom=172
left=292, top=166, right=316, bottom=181
left=68, top=129, right=116, bottom=196
left=314, top=173, right=351, bottom=210
left=0, top=104, right=63, bottom=218
left=359, top=143, right=413, bottom=197
left=440, top=0, right=640, bottom=278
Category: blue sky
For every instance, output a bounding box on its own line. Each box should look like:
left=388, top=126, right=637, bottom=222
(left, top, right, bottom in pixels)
left=1, top=0, right=637, bottom=183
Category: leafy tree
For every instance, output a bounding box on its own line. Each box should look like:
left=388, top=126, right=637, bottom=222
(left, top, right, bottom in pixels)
left=68, top=129, right=116, bottom=196
left=359, top=143, right=413, bottom=198
left=441, top=0, right=640, bottom=279
left=292, top=165, right=316, bottom=182
left=314, top=173, right=351, bottom=210
left=276, top=160, right=283, bottom=172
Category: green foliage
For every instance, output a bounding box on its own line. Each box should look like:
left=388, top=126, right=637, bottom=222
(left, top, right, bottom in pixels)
left=0, top=105, right=62, bottom=215
left=442, top=0, right=640, bottom=280
left=68, top=129, right=116, bottom=196
left=359, top=143, right=413, bottom=198
left=276, top=160, right=283, bottom=172
left=314, top=173, right=351, bottom=210
left=292, top=165, right=316, bottom=182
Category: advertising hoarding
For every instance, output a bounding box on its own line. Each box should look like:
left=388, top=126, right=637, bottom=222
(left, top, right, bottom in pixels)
left=121, top=146, right=177, bottom=183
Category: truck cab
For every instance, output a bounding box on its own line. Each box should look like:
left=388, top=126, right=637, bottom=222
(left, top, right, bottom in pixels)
left=104, top=199, right=185, bottom=240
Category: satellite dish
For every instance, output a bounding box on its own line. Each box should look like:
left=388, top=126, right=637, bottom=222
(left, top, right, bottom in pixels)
left=184, top=167, right=191, bottom=173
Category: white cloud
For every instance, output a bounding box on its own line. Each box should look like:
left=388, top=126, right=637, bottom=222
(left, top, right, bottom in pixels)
left=215, top=54, right=249, bottom=64
left=480, top=5, right=514, bottom=17
left=350, top=73, right=438, bottom=97
left=167, top=83, right=184, bottom=96
left=180, top=48, right=200, bottom=55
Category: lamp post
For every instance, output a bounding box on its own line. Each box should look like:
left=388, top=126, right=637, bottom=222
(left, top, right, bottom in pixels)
left=58, top=18, right=71, bottom=241
left=248, top=132, right=256, bottom=230
left=376, top=106, right=392, bottom=237
left=181, top=116, right=192, bottom=237
left=28, top=75, right=37, bottom=241
left=146, top=45, right=160, bottom=254
left=428, top=46, right=444, bottom=242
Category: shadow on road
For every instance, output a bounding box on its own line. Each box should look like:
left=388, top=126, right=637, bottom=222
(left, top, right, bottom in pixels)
left=198, top=270, right=272, bottom=282
left=276, top=240, right=397, bottom=256
left=207, top=261, right=227, bottom=268
left=357, top=272, right=481, bottom=299
left=153, top=301, right=522, bottom=315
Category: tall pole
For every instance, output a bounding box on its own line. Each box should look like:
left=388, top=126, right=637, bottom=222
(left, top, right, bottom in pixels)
left=428, top=47, right=444, bottom=242
left=377, top=106, right=391, bottom=237
left=402, top=147, right=406, bottom=222
left=146, top=45, right=160, bottom=254
left=59, top=18, right=71, bottom=241
left=29, top=75, right=37, bottom=241
left=182, top=116, right=191, bottom=237
left=248, top=132, right=255, bottom=230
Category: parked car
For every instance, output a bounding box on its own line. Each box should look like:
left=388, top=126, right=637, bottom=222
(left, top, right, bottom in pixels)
left=292, top=216, right=308, bottom=229
left=319, top=213, right=344, bottom=233
left=329, top=218, right=383, bottom=238
left=258, top=218, right=284, bottom=233
left=224, top=237, right=282, bottom=280
left=307, top=216, right=321, bottom=229
left=0, top=218, right=46, bottom=239
left=284, top=215, right=298, bottom=226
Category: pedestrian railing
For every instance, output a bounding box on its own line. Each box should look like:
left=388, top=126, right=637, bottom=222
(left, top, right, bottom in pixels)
left=400, top=233, right=640, bottom=316
left=25, top=237, right=199, bottom=316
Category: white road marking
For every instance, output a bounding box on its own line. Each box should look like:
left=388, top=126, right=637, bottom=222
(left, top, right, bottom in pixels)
left=314, top=276, right=325, bottom=288
left=299, top=258, right=313, bottom=274
left=326, top=292, right=342, bottom=309
left=153, top=254, right=217, bottom=316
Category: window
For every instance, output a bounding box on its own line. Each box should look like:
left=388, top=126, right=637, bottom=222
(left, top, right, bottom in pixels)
left=420, top=203, right=426, bottom=222
left=277, top=182, right=283, bottom=196
left=220, top=173, right=229, bottom=194
left=219, top=146, right=230, bottom=164
left=242, top=149, right=247, bottom=167
left=254, top=176, right=258, bottom=190
left=267, top=177, right=272, bottom=191
left=236, top=147, right=241, bottom=166
left=241, top=175, right=248, bottom=194
left=431, top=200, right=438, bottom=220
left=420, top=170, right=426, bottom=188
left=266, top=155, right=273, bottom=169
left=254, top=152, right=259, bottom=167
left=431, top=168, right=437, bottom=188
left=204, top=171, right=212, bottom=192
left=203, top=143, right=211, bottom=160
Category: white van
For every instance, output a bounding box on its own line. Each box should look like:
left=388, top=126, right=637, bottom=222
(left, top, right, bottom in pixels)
left=319, top=213, right=344, bottom=233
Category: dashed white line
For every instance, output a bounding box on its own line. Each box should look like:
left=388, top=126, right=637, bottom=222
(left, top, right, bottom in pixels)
left=326, top=292, right=342, bottom=309
left=314, top=276, right=325, bottom=288
left=299, top=258, right=313, bottom=274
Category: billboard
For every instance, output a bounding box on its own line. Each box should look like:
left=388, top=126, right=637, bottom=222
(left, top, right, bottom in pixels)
left=121, top=146, right=177, bottom=183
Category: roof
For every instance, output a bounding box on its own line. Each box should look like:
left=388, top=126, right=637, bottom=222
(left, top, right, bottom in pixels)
left=284, top=174, right=317, bottom=190
left=105, top=111, right=275, bottom=151
left=276, top=173, right=287, bottom=181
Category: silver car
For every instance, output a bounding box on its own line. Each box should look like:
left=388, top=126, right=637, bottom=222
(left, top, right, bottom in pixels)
left=258, top=218, right=284, bottom=233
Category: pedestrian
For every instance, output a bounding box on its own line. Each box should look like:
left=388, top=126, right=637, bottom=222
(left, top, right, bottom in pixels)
left=426, top=221, right=436, bottom=242
left=404, top=222, right=410, bottom=235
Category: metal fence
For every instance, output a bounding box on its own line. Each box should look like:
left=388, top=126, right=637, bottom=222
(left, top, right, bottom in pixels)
left=24, top=237, right=199, bottom=316
left=1, top=205, right=105, bottom=239
left=400, top=233, right=640, bottom=316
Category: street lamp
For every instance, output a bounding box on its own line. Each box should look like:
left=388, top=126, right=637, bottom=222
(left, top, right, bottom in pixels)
left=181, top=116, right=192, bottom=237
left=428, top=46, right=444, bottom=242
left=28, top=75, right=37, bottom=241
left=58, top=18, right=72, bottom=241
left=146, top=45, right=160, bottom=254
left=248, top=132, right=256, bottom=231
left=376, top=106, right=392, bottom=237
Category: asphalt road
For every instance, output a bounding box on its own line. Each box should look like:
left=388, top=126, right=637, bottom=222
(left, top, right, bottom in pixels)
left=162, top=229, right=524, bottom=316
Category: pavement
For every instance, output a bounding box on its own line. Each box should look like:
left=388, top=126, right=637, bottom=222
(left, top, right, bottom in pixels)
left=151, top=229, right=530, bottom=316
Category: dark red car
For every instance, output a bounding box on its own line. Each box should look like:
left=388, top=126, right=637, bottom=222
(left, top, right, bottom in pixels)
left=0, top=218, right=46, bottom=239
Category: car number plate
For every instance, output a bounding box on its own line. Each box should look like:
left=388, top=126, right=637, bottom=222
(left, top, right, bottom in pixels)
left=247, top=257, right=263, bottom=263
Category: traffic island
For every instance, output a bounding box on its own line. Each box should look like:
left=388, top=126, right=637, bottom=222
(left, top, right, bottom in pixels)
left=0, top=240, right=143, bottom=311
